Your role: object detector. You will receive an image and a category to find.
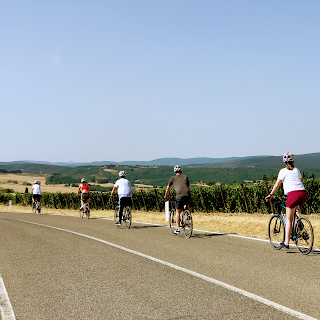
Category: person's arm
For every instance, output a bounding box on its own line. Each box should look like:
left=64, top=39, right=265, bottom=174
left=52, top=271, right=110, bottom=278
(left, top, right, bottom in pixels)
left=164, top=185, right=171, bottom=201
left=110, top=186, right=117, bottom=198
left=77, top=184, right=81, bottom=197
left=265, top=179, right=281, bottom=201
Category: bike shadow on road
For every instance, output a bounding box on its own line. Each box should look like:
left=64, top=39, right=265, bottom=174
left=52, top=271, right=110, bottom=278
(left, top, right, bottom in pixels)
left=283, top=249, right=320, bottom=256
left=191, top=232, right=227, bottom=239
left=131, top=224, right=164, bottom=229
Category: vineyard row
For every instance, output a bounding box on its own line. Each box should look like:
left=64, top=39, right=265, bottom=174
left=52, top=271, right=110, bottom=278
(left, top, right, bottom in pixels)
left=1, top=179, right=320, bottom=214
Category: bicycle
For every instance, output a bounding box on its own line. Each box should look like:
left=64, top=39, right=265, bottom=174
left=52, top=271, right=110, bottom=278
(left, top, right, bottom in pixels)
left=169, top=200, right=193, bottom=238
left=79, top=201, right=90, bottom=219
left=32, top=200, right=41, bottom=214
left=268, top=196, right=314, bottom=255
left=114, top=205, right=132, bottom=229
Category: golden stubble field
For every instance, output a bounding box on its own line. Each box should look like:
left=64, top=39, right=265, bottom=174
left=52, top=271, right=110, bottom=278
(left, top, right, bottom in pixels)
left=1, top=203, right=319, bottom=248
left=0, top=173, right=114, bottom=193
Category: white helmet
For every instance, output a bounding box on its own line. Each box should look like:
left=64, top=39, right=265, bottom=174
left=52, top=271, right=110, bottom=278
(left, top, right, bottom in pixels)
left=34, top=180, right=39, bottom=184
left=119, top=171, right=125, bottom=177
left=174, top=165, right=182, bottom=173
left=81, top=178, right=86, bottom=183
left=283, top=152, right=295, bottom=163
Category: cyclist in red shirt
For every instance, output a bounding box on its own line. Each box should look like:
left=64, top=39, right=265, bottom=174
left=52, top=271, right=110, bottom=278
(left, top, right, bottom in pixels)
left=77, top=178, right=90, bottom=209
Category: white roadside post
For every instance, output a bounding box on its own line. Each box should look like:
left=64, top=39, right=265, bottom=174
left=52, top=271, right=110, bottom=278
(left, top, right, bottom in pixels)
left=9, top=199, right=12, bottom=211
left=165, top=201, right=169, bottom=222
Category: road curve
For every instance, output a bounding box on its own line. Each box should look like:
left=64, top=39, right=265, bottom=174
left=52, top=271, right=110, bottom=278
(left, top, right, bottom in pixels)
left=0, top=211, right=319, bottom=319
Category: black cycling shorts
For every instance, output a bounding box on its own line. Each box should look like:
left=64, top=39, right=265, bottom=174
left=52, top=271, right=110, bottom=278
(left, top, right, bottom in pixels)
left=32, top=194, right=41, bottom=202
left=81, top=193, right=90, bottom=200
left=175, top=195, right=191, bottom=209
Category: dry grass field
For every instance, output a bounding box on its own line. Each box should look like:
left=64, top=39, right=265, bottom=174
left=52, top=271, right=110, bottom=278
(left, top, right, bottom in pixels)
left=1, top=203, right=319, bottom=248
left=0, top=173, right=115, bottom=193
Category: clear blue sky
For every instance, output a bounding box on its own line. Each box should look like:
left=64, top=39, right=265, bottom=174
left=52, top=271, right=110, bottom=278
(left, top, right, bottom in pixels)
left=1, top=0, right=319, bottom=162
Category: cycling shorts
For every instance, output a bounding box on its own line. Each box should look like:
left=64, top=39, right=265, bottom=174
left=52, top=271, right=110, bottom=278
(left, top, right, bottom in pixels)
left=175, top=195, right=191, bottom=210
left=119, top=196, right=132, bottom=207
left=286, top=190, right=307, bottom=208
left=81, top=193, right=90, bottom=200
left=32, top=194, right=41, bottom=202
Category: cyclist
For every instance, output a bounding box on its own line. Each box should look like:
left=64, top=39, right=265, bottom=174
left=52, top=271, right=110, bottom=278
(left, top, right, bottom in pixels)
left=111, top=171, right=132, bottom=224
left=164, top=165, right=191, bottom=235
left=77, top=178, right=90, bottom=209
left=32, top=180, right=41, bottom=204
left=265, top=152, right=307, bottom=249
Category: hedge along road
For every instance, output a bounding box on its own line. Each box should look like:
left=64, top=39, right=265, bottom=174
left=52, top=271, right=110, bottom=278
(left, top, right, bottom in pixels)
left=0, top=212, right=319, bottom=320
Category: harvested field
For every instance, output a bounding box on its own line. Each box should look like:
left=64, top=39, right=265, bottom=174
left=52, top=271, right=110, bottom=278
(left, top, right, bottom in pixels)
left=0, top=173, right=114, bottom=193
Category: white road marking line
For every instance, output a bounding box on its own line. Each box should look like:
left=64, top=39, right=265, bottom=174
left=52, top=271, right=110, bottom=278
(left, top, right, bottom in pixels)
left=0, top=275, right=16, bottom=320
left=1, top=216, right=317, bottom=320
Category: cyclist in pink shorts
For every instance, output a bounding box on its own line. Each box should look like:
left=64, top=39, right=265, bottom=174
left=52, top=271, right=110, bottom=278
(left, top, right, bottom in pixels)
left=265, top=152, right=307, bottom=249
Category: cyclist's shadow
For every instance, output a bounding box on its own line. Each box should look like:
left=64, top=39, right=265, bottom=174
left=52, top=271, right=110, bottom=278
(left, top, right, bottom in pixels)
left=190, top=232, right=227, bottom=238
left=131, top=225, right=163, bottom=229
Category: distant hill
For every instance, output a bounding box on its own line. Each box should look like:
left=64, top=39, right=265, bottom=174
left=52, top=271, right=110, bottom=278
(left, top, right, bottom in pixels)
left=4, top=155, right=269, bottom=167
left=1, top=153, right=319, bottom=185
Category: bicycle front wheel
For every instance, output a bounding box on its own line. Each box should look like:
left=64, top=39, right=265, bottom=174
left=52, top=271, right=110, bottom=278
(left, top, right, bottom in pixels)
left=114, top=206, right=120, bottom=226
left=268, top=214, right=285, bottom=250
left=294, top=217, right=314, bottom=255
left=169, top=209, right=177, bottom=235
left=124, top=207, right=132, bottom=229
left=182, top=210, right=193, bottom=238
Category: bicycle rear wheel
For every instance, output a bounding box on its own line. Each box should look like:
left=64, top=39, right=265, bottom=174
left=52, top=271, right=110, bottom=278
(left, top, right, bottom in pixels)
left=114, top=206, right=120, bottom=226
left=182, top=210, right=193, bottom=238
left=169, top=209, right=177, bottom=235
left=124, top=206, right=132, bottom=229
left=268, top=214, right=285, bottom=250
left=79, top=205, right=84, bottom=218
left=294, top=217, right=314, bottom=255
left=32, top=202, right=36, bottom=214
left=86, top=206, right=90, bottom=219
left=36, top=202, right=41, bottom=214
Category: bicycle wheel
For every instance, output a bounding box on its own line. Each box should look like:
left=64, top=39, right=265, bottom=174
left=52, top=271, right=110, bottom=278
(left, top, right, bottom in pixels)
left=268, top=214, right=285, bottom=250
left=124, top=206, right=132, bottom=229
left=114, top=206, right=120, bottom=226
left=32, top=202, right=36, bottom=214
left=182, top=210, right=193, bottom=238
left=294, top=217, right=314, bottom=255
left=36, top=202, right=41, bottom=214
left=79, top=205, right=84, bottom=218
left=86, top=207, right=90, bottom=219
left=169, top=209, right=177, bottom=235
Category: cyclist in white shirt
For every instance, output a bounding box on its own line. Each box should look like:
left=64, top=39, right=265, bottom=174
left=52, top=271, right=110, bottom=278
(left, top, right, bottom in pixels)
left=32, top=181, right=42, bottom=204
left=265, top=152, right=307, bottom=249
left=111, top=171, right=132, bottom=224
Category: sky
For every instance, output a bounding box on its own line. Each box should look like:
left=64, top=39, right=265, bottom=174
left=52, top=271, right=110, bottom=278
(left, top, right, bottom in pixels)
left=1, top=0, right=319, bottom=163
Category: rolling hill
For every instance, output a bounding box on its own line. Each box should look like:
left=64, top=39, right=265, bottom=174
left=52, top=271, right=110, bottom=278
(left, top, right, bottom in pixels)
left=1, top=153, right=319, bottom=186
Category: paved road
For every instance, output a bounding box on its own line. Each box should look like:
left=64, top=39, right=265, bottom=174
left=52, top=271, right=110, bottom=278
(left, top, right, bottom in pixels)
left=0, top=211, right=319, bottom=319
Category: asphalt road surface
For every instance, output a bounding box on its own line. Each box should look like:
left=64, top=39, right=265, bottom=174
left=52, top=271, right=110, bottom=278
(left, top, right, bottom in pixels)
left=0, top=211, right=319, bottom=320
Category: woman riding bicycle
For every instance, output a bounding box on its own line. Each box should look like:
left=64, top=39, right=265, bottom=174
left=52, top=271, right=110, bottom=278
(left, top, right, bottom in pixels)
left=265, top=152, right=307, bottom=249
left=77, top=178, right=90, bottom=209
left=32, top=180, right=42, bottom=204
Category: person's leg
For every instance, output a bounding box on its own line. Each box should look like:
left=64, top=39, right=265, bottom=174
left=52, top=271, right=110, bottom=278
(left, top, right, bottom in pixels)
left=285, top=207, right=296, bottom=245
left=176, top=209, right=182, bottom=229
left=118, top=198, right=124, bottom=222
